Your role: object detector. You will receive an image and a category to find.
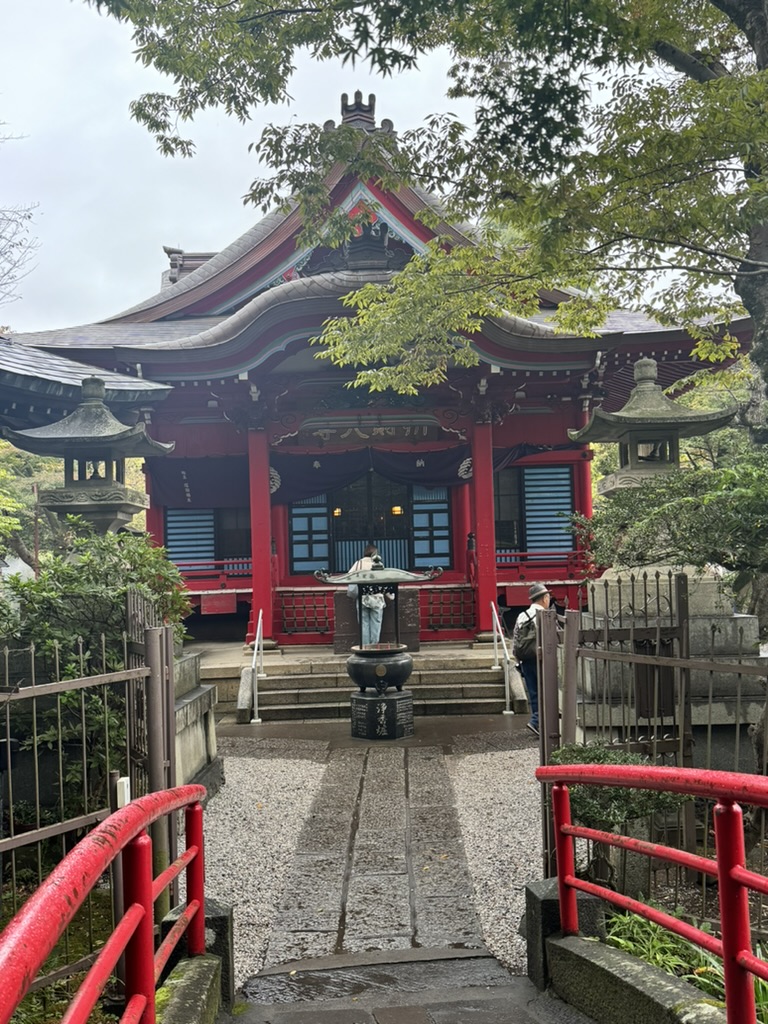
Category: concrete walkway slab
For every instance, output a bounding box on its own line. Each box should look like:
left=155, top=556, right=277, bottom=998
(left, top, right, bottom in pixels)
left=218, top=952, right=596, bottom=1023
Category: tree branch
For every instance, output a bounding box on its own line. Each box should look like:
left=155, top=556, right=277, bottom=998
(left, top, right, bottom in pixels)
left=652, top=39, right=727, bottom=83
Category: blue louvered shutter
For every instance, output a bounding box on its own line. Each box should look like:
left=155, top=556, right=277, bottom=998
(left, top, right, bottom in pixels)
left=290, top=495, right=330, bottom=573
left=165, top=508, right=216, bottom=566
left=522, top=467, right=574, bottom=551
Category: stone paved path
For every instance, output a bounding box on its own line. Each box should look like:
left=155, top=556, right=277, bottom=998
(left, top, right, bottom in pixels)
left=261, top=745, right=484, bottom=968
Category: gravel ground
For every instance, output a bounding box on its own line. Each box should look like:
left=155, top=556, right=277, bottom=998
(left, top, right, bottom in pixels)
left=203, top=737, right=328, bottom=986
left=203, top=733, right=541, bottom=987
left=446, top=743, right=541, bottom=974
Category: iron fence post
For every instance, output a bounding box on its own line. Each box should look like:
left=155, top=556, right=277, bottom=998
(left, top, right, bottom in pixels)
left=713, top=798, right=757, bottom=1024
left=146, top=627, right=170, bottom=923
left=540, top=607, right=560, bottom=877
left=109, top=770, right=126, bottom=993
left=675, top=574, right=698, bottom=874
left=163, top=627, right=179, bottom=907
left=561, top=610, right=580, bottom=746
left=123, top=831, right=155, bottom=1024
left=540, top=607, right=560, bottom=760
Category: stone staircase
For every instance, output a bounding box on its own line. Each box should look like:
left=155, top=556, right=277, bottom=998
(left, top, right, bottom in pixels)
left=194, top=643, right=527, bottom=722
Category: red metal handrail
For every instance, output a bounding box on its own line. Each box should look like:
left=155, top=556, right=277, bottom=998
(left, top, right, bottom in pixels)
left=0, top=784, right=206, bottom=1024
left=536, top=763, right=768, bottom=1024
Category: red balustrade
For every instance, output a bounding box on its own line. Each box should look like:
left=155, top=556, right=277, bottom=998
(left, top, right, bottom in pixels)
left=537, top=763, right=768, bottom=1024
left=0, top=785, right=206, bottom=1024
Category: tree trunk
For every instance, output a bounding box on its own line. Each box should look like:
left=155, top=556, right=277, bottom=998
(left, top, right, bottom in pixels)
left=735, top=221, right=768, bottom=383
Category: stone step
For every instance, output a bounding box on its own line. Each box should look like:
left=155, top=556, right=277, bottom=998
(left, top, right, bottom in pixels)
left=257, top=696, right=509, bottom=721
left=246, top=668, right=504, bottom=690
left=200, top=654, right=505, bottom=681
left=212, top=665, right=509, bottom=714
left=257, top=681, right=506, bottom=707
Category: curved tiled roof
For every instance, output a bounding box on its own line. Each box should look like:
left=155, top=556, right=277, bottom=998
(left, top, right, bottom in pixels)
left=0, top=336, right=170, bottom=403
left=108, top=270, right=561, bottom=360
left=102, top=171, right=474, bottom=325
left=10, top=319, right=225, bottom=350
left=105, top=209, right=292, bottom=322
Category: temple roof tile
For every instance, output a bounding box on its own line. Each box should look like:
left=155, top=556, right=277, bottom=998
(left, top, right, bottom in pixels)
left=0, top=337, right=170, bottom=402
left=105, top=208, right=292, bottom=322
left=10, top=319, right=225, bottom=350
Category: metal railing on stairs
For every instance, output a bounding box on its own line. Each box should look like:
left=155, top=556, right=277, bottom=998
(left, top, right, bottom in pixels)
left=490, top=602, right=516, bottom=716
left=250, top=608, right=267, bottom=724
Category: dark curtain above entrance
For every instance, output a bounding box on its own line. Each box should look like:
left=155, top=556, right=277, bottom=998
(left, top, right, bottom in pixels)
left=146, top=456, right=250, bottom=508
left=270, top=446, right=473, bottom=504
left=146, top=443, right=576, bottom=508
left=270, top=444, right=574, bottom=503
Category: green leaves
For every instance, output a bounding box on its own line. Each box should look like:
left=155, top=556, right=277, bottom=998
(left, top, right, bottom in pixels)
left=550, top=743, right=686, bottom=830
left=576, top=421, right=768, bottom=579
left=87, top=0, right=768, bottom=387
left=312, top=235, right=555, bottom=393
left=2, top=522, right=191, bottom=673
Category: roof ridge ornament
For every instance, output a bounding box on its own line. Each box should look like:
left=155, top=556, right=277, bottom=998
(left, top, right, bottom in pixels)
left=341, top=90, right=376, bottom=129
left=323, top=92, right=395, bottom=134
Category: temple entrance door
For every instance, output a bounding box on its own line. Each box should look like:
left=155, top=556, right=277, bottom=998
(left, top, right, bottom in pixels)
left=330, top=473, right=410, bottom=570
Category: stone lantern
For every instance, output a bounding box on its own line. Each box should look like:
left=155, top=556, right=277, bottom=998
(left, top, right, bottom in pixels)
left=2, top=376, right=174, bottom=533
left=568, top=358, right=737, bottom=496
left=315, top=557, right=442, bottom=739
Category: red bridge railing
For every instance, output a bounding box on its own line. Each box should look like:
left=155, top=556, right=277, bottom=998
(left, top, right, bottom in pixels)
left=0, top=784, right=206, bottom=1024
left=536, top=763, right=768, bottom=1024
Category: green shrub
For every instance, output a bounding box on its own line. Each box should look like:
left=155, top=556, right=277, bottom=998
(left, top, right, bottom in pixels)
left=1, top=520, right=190, bottom=676
left=550, top=742, right=686, bottom=830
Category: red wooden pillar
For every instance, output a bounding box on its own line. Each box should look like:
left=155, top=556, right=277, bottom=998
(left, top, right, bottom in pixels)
left=574, top=448, right=593, bottom=519
left=143, top=468, right=163, bottom=545
left=452, top=484, right=471, bottom=576
left=471, top=421, right=496, bottom=634
left=247, top=428, right=274, bottom=642
left=271, top=505, right=286, bottom=588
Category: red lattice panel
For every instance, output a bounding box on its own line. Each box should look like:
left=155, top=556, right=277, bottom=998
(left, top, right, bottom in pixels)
left=421, top=587, right=475, bottom=632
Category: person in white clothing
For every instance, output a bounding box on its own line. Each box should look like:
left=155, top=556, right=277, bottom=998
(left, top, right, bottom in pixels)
left=511, top=581, right=552, bottom=737
left=349, top=544, right=389, bottom=645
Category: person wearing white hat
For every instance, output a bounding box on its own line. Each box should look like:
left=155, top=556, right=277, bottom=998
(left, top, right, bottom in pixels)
left=511, top=582, right=552, bottom=737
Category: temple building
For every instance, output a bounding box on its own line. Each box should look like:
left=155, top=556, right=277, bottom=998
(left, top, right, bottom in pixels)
left=2, top=93, right=752, bottom=645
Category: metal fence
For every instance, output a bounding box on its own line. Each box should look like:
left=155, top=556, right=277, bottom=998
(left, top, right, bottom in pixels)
left=0, top=604, right=176, bottom=1009
left=538, top=570, right=768, bottom=938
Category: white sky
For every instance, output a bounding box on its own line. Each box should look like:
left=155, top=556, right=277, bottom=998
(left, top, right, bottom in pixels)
left=3, top=1, right=464, bottom=333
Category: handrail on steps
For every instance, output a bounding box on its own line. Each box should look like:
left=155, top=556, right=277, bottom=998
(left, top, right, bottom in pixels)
left=250, top=608, right=267, bottom=724
left=490, top=602, right=515, bottom=716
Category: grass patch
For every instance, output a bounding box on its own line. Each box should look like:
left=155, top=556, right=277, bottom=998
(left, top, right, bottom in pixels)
left=607, top=909, right=768, bottom=1021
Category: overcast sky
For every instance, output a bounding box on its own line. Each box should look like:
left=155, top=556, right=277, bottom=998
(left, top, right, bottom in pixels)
left=3, top=1, right=463, bottom=334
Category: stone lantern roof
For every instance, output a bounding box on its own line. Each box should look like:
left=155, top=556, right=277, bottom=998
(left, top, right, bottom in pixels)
left=1, top=376, right=174, bottom=533
left=2, top=376, right=175, bottom=459
left=568, top=357, right=737, bottom=444
left=568, top=357, right=738, bottom=496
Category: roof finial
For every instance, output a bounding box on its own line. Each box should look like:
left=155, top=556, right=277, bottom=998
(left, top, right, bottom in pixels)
left=340, top=91, right=377, bottom=130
